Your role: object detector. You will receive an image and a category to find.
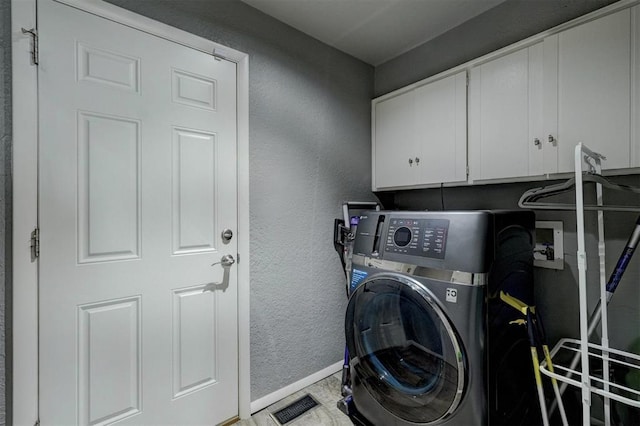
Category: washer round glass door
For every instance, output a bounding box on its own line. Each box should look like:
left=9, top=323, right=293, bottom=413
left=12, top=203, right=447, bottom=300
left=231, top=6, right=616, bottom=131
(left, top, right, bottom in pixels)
left=345, top=273, right=467, bottom=424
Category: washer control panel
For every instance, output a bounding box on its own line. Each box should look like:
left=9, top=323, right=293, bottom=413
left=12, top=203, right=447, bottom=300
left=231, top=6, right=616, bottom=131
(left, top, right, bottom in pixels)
left=385, top=218, right=449, bottom=259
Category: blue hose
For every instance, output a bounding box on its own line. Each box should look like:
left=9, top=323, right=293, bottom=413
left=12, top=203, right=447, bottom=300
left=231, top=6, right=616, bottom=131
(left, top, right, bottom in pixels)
left=605, top=215, right=640, bottom=298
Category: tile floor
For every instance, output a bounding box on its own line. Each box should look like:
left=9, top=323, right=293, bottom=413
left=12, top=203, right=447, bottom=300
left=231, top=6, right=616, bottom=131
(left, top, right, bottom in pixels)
left=236, top=373, right=352, bottom=426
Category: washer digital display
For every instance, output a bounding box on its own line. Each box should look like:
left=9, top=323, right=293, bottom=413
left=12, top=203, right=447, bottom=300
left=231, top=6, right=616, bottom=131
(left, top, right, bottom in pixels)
left=385, top=218, right=449, bottom=259
left=393, top=227, right=412, bottom=247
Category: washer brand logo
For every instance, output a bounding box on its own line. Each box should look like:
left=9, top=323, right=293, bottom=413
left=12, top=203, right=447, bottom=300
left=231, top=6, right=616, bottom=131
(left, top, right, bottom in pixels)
left=446, top=288, right=458, bottom=303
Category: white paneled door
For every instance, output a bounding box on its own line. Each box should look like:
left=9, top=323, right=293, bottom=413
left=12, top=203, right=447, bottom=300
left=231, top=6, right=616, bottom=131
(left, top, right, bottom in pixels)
left=38, top=1, right=238, bottom=424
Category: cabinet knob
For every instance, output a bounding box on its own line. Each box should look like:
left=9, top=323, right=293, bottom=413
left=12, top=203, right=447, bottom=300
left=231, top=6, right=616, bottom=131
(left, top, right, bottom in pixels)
left=548, top=134, right=556, bottom=144
left=408, top=158, right=413, bottom=166
left=415, top=157, right=420, bottom=165
left=534, top=138, right=541, bottom=147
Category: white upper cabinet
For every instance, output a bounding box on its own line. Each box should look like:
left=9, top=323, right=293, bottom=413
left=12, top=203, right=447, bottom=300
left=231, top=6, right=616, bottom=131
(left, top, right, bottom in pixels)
left=373, top=71, right=467, bottom=191
left=374, top=4, right=640, bottom=190
left=469, top=43, right=545, bottom=180
left=553, top=7, right=632, bottom=173
left=469, top=6, right=634, bottom=179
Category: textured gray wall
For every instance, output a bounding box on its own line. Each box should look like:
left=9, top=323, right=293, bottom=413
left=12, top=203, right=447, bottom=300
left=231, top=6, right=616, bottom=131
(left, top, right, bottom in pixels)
left=375, top=0, right=618, bottom=97
left=0, top=0, right=10, bottom=423
left=101, top=0, right=375, bottom=401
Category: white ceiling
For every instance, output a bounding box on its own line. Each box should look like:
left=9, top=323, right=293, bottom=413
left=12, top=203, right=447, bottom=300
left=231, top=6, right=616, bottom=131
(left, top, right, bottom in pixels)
left=240, top=0, right=507, bottom=66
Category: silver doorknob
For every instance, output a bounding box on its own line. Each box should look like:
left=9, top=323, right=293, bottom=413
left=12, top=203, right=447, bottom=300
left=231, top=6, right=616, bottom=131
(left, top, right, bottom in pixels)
left=212, top=254, right=235, bottom=267
left=204, top=254, right=235, bottom=293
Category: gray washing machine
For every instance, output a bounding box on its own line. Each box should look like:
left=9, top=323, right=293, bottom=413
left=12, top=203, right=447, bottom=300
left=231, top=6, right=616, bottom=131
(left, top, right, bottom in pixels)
left=343, top=210, right=536, bottom=426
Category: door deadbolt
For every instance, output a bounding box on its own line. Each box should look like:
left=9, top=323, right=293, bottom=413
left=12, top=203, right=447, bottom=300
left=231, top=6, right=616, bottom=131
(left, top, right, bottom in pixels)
left=221, top=228, right=233, bottom=243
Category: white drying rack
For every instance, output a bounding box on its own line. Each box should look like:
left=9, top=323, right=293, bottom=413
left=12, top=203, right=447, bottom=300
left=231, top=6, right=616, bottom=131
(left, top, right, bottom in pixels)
left=537, top=143, right=640, bottom=426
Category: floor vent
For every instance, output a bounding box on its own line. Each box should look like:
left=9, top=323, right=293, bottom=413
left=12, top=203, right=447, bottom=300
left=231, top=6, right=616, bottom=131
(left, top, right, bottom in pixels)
left=272, top=394, right=319, bottom=424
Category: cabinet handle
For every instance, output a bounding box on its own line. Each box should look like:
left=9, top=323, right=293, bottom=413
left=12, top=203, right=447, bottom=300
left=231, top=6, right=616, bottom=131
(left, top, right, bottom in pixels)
left=415, top=157, right=420, bottom=165
left=548, top=134, right=556, bottom=144
left=408, top=158, right=413, bottom=166
left=534, top=138, right=541, bottom=147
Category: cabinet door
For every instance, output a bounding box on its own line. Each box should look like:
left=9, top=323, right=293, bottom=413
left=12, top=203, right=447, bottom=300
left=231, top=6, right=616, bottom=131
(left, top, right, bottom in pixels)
left=555, top=8, right=631, bottom=172
left=469, top=44, right=544, bottom=180
left=373, top=91, right=418, bottom=189
left=415, top=71, right=467, bottom=185
left=373, top=72, right=467, bottom=190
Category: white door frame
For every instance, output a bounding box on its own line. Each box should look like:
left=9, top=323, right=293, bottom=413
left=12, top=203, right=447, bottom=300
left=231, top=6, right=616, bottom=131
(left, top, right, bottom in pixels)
left=11, top=1, right=251, bottom=424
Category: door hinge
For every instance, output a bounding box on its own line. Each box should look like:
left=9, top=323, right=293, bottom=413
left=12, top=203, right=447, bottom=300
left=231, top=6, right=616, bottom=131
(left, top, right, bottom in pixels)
left=30, top=227, right=40, bottom=261
left=21, top=28, right=38, bottom=65
left=236, top=253, right=240, bottom=264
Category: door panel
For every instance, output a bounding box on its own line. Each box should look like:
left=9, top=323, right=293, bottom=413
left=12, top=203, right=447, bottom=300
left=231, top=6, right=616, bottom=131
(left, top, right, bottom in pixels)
left=171, top=127, right=218, bottom=254
left=38, top=1, right=238, bottom=424
left=78, top=111, right=141, bottom=263
left=78, top=297, right=142, bottom=425
left=172, top=286, right=217, bottom=399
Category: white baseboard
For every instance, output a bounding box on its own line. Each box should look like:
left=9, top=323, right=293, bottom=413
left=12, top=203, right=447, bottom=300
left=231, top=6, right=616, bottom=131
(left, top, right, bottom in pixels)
left=249, top=360, right=343, bottom=415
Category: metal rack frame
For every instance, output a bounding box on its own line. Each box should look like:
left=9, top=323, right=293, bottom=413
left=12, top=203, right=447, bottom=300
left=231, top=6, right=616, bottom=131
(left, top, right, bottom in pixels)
left=538, top=143, right=640, bottom=425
